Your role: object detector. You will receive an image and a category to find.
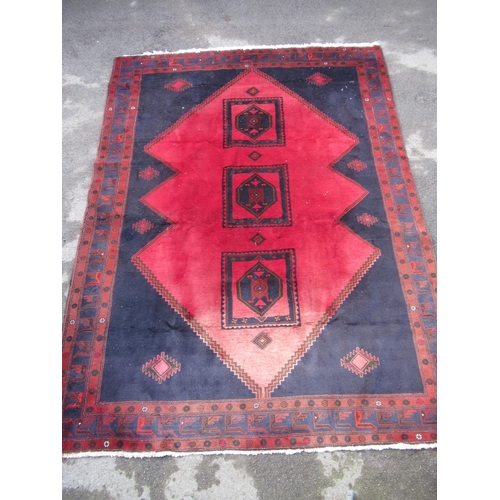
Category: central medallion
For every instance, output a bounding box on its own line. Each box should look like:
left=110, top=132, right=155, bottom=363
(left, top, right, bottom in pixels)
left=223, top=97, right=285, bottom=147
left=235, top=105, right=272, bottom=140
left=223, top=165, right=292, bottom=228
left=222, top=249, right=301, bottom=329
left=236, top=262, right=283, bottom=316
left=138, top=68, right=377, bottom=397
left=236, top=173, right=277, bottom=217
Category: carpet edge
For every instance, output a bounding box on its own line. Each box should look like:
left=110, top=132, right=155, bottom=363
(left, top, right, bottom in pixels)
left=62, top=442, right=437, bottom=459
left=120, top=42, right=382, bottom=57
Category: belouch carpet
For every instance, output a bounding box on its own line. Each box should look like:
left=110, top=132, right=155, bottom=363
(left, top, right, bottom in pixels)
left=62, top=45, right=437, bottom=455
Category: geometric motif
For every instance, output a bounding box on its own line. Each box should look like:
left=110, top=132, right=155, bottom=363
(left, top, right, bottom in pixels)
left=306, top=72, right=333, bottom=87
left=164, top=78, right=192, bottom=92
left=236, top=173, right=277, bottom=217
left=246, top=87, right=260, bottom=96
left=136, top=67, right=375, bottom=399
left=340, top=347, right=380, bottom=378
left=223, top=165, right=292, bottom=228
left=59, top=46, right=442, bottom=460
left=142, top=352, right=181, bottom=384
left=250, top=233, right=266, bottom=246
left=132, top=219, right=154, bottom=234
left=138, top=166, right=160, bottom=181
left=248, top=151, right=262, bottom=161
left=357, top=213, right=379, bottom=227
left=236, top=261, right=283, bottom=316
left=252, top=332, right=272, bottom=349
left=223, top=98, right=285, bottom=147
left=236, top=104, right=272, bottom=140
left=222, top=249, right=300, bottom=329
left=347, top=159, right=368, bottom=172
left=62, top=48, right=437, bottom=457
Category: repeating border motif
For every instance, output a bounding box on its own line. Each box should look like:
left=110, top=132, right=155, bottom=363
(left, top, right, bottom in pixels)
left=62, top=46, right=437, bottom=455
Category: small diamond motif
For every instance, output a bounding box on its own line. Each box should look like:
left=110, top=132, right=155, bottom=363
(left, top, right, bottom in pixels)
left=357, top=213, right=379, bottom=227
left=347, top=159, right=368, bottom=172
left=142, top=352, right=181, bottom=384
left=250, top=233, right=266, bottom=246
left=341, top=347, right=380, bottom=378
left=164, top=78, right=192, bottom=92
left=138, top=166, right=160, bottom=181
left=132, top=219, right=154, bottom=234
left=306, top=72, right=332, bottom=86
left=246, top=87, right=260, bottom=96
left=252, top=332, right=272, bottom=349
left=248, top=151, right=262, bottom=161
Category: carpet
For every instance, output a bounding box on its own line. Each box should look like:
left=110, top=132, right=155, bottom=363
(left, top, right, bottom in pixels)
left=62, top=44, right=437, bottom=456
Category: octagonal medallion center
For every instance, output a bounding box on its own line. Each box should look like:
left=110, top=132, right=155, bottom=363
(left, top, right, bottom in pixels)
left=236, top=262, right=283, bottom=316
left=235, top=105, right=272, bottom=140
left=236, top=173, right=277, bottom=218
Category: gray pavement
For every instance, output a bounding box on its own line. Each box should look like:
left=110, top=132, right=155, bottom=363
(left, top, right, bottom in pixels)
left=62, top=1, right=437, bottom=498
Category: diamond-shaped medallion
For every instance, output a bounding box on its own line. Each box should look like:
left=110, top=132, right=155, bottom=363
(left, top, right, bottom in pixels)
left=223, top=97, right=284, bottom=148
left=236, top=174, right=277, bottom=218
left=223, top=165, right=291, bottom=228
left=236, top=105, right=272, bottom=140
left=140, top=69, right=378, bottom=396
left=237, top=262, right=283, bottom=316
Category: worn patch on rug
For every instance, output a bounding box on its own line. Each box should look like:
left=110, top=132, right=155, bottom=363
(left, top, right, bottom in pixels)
left=62, top=45, right=437, bottom=455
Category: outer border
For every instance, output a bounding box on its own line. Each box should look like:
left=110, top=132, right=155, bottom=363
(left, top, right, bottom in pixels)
left=62, top=45, right=437, bottom=456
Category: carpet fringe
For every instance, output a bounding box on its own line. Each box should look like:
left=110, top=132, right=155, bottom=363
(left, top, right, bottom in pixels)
left=63, top=442, right=436, bottom=459
left=122, top=42, right=381, bottom=57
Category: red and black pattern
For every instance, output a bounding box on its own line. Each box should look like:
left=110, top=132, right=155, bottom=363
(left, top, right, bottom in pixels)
left=223, top=98, right=285, bottom=147
left=164, top=78, right=192, bottom=92
left=62, top=46, right=437, bottom=455
left=223, top=165, right=292, bottom=227
left=222, top=249, right=300, bottom=329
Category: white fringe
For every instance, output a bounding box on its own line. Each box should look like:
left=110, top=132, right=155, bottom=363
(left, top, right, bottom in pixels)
left=63, top=441, right=436, bottom=459
left=122, top=42, right=381, bottom=57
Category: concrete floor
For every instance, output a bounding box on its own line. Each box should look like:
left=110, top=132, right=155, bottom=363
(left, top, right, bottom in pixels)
left=62, top=1, right=437, bottom=498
